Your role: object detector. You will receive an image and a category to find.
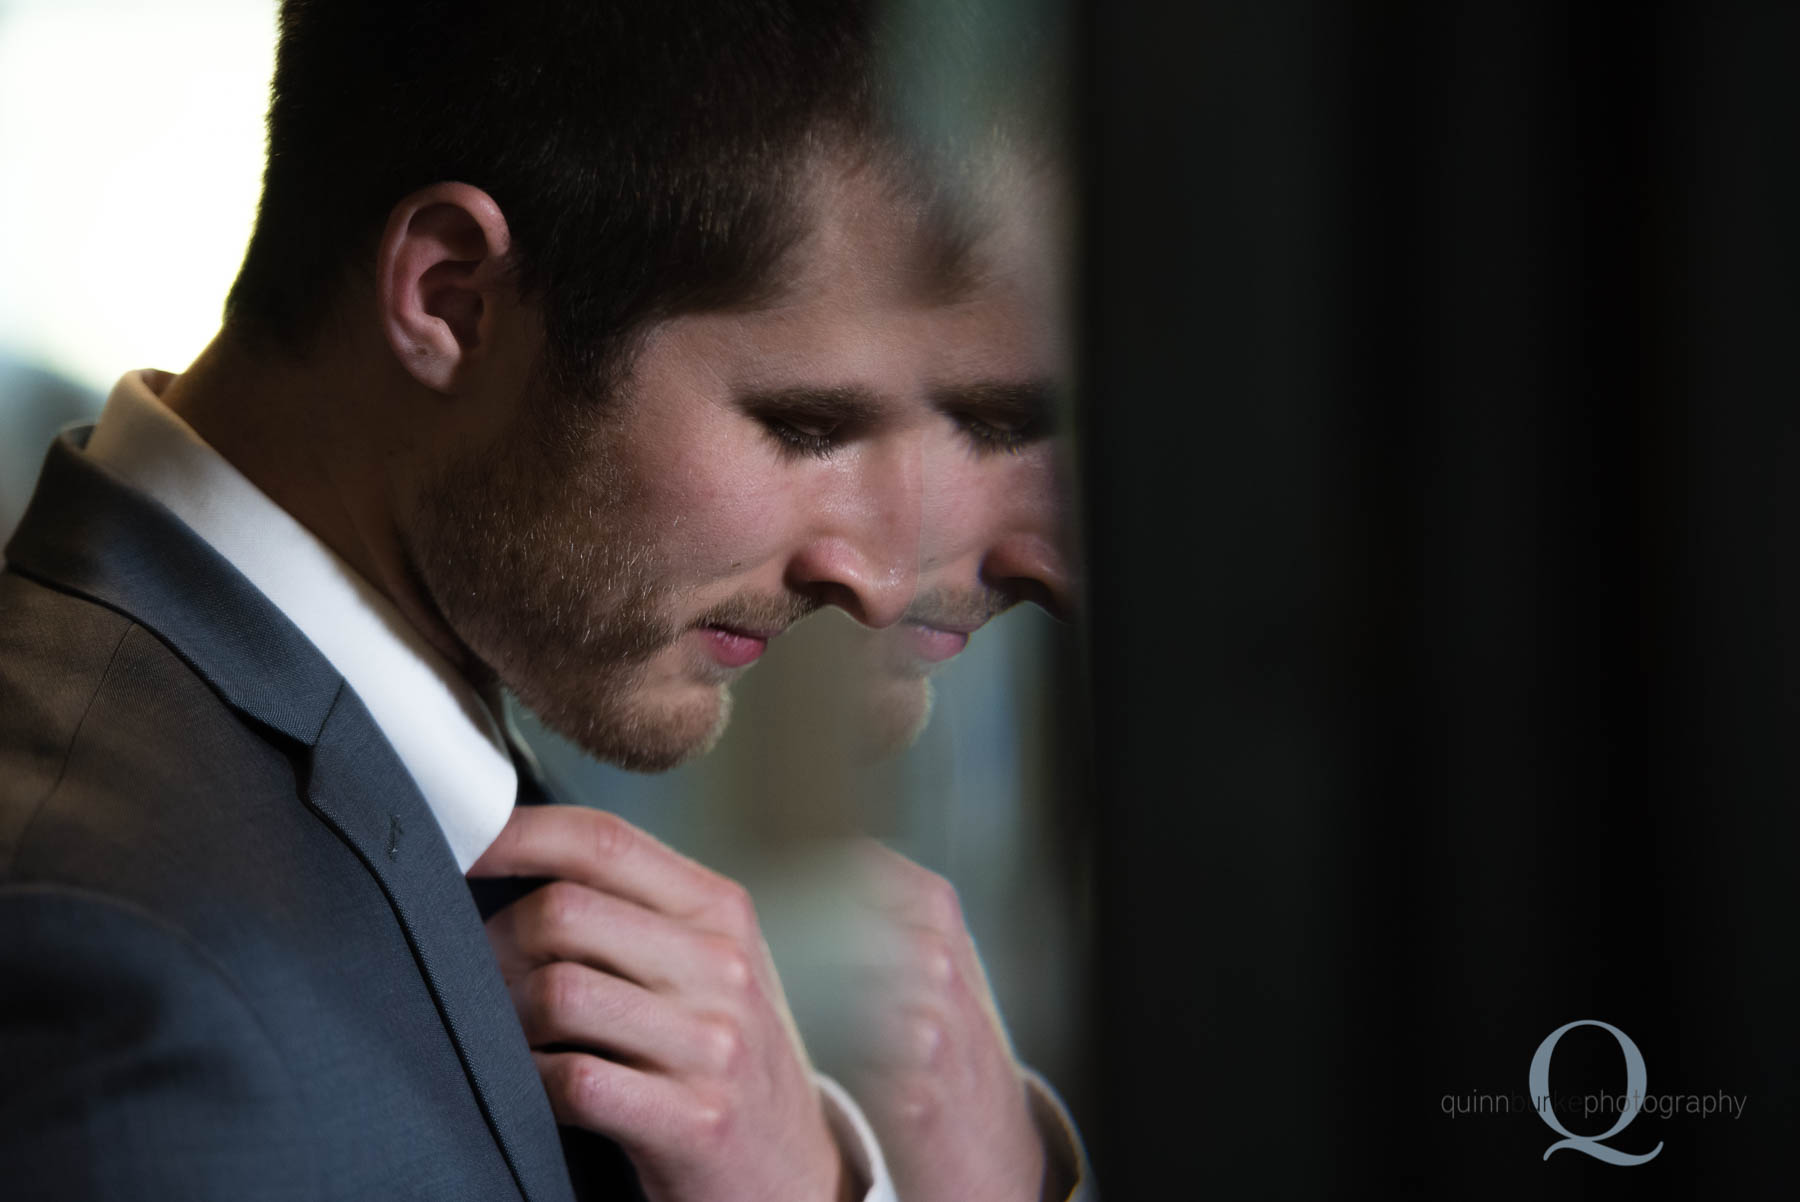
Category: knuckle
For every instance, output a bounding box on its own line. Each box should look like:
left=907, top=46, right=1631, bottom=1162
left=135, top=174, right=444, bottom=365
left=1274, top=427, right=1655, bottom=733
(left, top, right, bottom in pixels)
left=536, top=880, right=588, bottom=938
left=683, top=1091, right=736, bottom=1145
left=891, top=1081, right=942, bottom=1131
left=707, top=880, right=758, bottom=938
left=703, top=936, right=756, bottom=992
left=532, top=960, right=586, bottom=1020
left=561, top=1057, right=597, bottom=1102
left=699, top=1014, right=747, bottom=1076
left=906, top=1012, right=948, bottom=1069
left=547, top=1056, right=601, bottom=1117
left=918, top=873, right=963, bottom=931
left=911, top=929, right=958, bottom=987
left=585, top=810, right=634, bottom=865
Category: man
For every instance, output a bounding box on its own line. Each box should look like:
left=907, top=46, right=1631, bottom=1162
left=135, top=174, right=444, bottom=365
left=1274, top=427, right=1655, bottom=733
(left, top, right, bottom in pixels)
left=471, top=144, right=1092, bottom=1202
left=0, top=2, right=1077, bottom=1200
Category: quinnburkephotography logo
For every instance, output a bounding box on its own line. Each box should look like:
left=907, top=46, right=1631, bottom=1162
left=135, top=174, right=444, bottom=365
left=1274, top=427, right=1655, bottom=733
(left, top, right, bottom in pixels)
left=1528, top=1020, right=1662, bottom=1166
left=1438, top=1018, right=1749, bottom=1167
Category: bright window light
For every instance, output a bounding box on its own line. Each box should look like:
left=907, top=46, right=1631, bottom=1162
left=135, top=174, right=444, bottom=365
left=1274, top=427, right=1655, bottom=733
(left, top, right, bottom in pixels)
left=0, top=0, right=278, bottom=393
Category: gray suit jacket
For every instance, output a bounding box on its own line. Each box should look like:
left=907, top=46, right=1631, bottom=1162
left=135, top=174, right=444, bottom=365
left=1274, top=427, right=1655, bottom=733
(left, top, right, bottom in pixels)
left=0, top=431, right=591, bottom=1200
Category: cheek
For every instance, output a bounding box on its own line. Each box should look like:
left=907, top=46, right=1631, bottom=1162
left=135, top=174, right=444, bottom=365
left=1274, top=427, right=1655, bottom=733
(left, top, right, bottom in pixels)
left=985, top=449, right=1062, bottom=522
left=632, top=434, right=803, bottom=576
left=921, top=451, right=1062, bottom=557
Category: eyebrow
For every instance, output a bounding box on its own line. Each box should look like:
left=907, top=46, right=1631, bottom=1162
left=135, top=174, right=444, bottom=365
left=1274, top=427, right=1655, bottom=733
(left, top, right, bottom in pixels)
left=930, top=379, right=1059, bottom=431
left=734, top=385, right=888, bottom=427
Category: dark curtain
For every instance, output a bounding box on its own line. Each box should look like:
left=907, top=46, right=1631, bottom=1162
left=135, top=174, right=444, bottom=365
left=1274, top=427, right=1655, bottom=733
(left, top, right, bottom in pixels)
left=1083, top=2, right=1798, bottom=1195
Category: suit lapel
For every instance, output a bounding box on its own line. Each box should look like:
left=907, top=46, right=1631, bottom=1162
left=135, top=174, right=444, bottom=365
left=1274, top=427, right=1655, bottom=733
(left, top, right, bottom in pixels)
left=5, top=431, right=340, bottom=744
left=306, top=678, right=576, bottom=1202
left=9, top=433, right=577, bottom=1202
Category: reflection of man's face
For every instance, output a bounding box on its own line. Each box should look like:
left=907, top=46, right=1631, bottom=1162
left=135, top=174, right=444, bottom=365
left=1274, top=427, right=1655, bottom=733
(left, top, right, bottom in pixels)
left=409, top=162, right=949, bottom=771
left=857, top=181, right=1076, bottom=752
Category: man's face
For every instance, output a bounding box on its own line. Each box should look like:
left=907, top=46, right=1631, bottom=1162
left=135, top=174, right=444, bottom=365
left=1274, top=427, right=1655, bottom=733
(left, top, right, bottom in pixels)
left=853, top=177, right=1077, bottom=753
left=410, top=164, right=944, bottom=770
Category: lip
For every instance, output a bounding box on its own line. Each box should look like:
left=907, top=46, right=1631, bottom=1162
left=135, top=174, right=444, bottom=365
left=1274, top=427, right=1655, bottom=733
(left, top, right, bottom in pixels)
left=900, top=621, right=971, bottom=664
left=696, top=624, right=777, bottom=668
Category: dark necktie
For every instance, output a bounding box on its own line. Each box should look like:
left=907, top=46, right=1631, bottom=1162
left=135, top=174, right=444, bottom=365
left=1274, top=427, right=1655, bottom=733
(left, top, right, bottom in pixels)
left=467, top=745, right=650, bottom=1202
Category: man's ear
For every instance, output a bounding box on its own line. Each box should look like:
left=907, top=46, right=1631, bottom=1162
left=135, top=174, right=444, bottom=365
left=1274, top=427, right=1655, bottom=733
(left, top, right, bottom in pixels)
left=376, top=182, right=513, bottom=394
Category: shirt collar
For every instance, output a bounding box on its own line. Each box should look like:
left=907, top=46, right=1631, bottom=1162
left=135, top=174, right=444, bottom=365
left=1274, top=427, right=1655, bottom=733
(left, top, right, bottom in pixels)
left=85, top=369, right=517, bottom=871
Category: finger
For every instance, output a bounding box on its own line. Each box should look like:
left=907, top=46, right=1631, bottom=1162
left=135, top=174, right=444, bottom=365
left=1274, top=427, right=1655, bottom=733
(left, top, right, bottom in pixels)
left=847, top=840, right=968, bottom=934
left=854, top=999, right=956, bottom=1074
left=485, top=880, right=755, bottom=995
left=825, top=907, right=982, bottom=990
left=846, top=923, right=1017, bottom=1063
left=534, top=1049, right=715, bottom=1148
left=470, top=805, right=737, bottom=926
left=839, top=855, right=1006, bottom=1030
left=514, top=960, right=735, bottom=1076
left=844, top=1060, right=948, bottom=1136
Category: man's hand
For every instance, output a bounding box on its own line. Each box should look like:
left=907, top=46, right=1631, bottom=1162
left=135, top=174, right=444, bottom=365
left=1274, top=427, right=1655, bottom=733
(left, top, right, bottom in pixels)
left=843, top=843, right=1051, bottom=1202
left=469, top=805, right=853, bottom=1202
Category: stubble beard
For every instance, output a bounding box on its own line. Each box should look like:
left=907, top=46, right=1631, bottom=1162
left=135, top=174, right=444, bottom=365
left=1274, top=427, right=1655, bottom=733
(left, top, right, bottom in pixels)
left=407, top=387, right=731, bottom=774
left=857, top=672, right=937, bottom=760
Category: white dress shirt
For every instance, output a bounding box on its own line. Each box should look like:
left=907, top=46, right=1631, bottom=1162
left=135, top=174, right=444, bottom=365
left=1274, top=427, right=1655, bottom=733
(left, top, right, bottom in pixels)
left=86, top=369, right=517, bottom=873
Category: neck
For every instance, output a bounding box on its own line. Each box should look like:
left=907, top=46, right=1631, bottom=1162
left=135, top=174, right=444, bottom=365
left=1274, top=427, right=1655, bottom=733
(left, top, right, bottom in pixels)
left=160, top=328, right=478, bottom=676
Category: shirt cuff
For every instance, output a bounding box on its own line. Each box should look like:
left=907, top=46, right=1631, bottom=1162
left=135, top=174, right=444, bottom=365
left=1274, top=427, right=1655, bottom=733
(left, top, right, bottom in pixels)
left=816, top=1072, right=899, bottom=1202
left=1023, top=1068, right=1095, bottom=1202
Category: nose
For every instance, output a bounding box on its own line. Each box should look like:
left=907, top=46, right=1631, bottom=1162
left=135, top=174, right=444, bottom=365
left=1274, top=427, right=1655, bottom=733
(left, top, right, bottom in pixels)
left=786, top=446, right=922, bottom=629
left=980, top=531, right=1074, bottom=620
left=787, top=540, right=917, bottom=628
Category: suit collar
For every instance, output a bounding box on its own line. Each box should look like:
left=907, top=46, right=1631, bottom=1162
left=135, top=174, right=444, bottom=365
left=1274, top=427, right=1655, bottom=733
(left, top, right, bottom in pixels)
left=5, top=429, right=340, bottom=745
left=5, top=432, right=576, bottom=1202
left=83, top=372, right=517, bottom=872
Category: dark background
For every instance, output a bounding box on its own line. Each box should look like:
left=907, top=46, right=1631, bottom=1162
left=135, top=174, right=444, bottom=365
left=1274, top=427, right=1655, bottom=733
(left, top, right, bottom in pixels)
left=1084, top=1, right=1799, bottom=1195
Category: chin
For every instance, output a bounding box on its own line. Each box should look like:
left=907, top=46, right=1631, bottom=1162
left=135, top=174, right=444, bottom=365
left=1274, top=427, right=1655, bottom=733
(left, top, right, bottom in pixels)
left=860, top=676, right=935, bottom=759
left=529, top=673, right=737, bottom=774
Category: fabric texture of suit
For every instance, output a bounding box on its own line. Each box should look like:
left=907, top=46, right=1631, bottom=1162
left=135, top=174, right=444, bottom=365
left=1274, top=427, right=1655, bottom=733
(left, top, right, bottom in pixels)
left=0, top=431, right=601, bottom=1200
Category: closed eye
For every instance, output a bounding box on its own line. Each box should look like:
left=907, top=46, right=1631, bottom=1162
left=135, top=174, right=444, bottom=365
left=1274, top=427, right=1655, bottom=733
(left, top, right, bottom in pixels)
left=953, top=412, right=1037, bottom=454
left=935, top=380, right=1057, bottom=457
left=739, top=385, right=884, bottom=462
left=760, top=415, right=844, bottom=459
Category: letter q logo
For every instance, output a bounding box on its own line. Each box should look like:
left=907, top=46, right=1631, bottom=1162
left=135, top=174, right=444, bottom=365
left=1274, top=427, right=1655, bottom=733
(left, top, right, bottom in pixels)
left=1529, top=1019, right=1663, bottom=1166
